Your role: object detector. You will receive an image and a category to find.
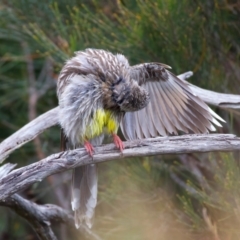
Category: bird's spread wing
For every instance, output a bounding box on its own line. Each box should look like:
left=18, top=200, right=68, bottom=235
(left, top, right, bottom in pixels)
left=120, top=63, right=225, bottom=140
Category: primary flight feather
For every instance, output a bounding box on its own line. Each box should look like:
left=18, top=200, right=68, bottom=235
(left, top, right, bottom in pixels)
left=57, top=48, right=224, bottom=228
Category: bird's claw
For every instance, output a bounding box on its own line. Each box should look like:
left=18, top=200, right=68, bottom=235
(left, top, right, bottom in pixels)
left=84, top=141, right=94, bottom=156
left=113, top=134, right=124, bottom=152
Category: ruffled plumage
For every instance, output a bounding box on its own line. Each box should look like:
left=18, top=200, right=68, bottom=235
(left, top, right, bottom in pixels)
left=57, top=48, right=225, bottom=228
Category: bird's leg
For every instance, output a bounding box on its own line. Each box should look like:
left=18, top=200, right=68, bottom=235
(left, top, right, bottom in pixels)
left=112, top=133, right=124, bottom=152
left=84, top=141, right=94, bottom=156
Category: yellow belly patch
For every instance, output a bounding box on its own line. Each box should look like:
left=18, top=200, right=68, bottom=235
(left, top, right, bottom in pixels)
left=85, top=109, right=118, bottom=140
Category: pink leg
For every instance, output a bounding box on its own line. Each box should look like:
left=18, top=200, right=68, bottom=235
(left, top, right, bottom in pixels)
left=84, top=141, right=94, bottom=156
left=113, top=134, right=124, bottom=152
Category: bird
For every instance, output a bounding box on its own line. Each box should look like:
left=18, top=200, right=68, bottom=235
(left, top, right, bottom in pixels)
left=57, top=48, right=224, bottom=229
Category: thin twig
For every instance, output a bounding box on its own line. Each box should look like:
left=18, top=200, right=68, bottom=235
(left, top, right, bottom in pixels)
left=22, top=41, right=45, bottom=160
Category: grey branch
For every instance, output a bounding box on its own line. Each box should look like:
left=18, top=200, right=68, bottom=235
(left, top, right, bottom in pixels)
left=0, top=163, right=57, bottom=240
left=0, top=164, right=102, bottom=240
left=1, top=194, right=102, bottom=240
left=0, top=107, right=59, bottom=163
left=1, top=71, right=240, bottom=164
left=1, top=194, right=59, bottom=240
left=0, top=134, right=240, bottom=201
left=178, top=71, right=240, bottom=109
left=189, top=85, right=240, bottom=109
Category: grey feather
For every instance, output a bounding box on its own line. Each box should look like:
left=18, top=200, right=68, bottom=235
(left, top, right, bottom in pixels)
left=72, top=164, right=97, bottom=229
left=121, top=62, right=225, bottom=139
left=71, top=135, right=103, bottom=229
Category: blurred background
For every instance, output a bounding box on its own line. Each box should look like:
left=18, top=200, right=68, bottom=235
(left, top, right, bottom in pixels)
left=0, top=0, right=239, bottom=239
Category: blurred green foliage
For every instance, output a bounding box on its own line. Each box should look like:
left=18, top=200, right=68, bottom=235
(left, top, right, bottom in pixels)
left=0, top=0, right=239, bottom=239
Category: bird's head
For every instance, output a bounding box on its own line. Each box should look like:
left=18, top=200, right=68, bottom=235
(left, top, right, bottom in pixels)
left=111, top=76, right=150, bottom=112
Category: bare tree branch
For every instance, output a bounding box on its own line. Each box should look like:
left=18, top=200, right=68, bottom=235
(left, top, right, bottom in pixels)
left=189, top=85, right=240, bottom=109
left=1, top=72, right=239, bottom=164
left=0, top=164, right=102, bottom=240
left=0, top=163, right=57, bottom=240
left=0, top=163, right=17, bottom=179
left=0, top=107, right=59, bottom=163
left=0, top=193, right=102, bottom=240
left=178, top=71, right=240, bottom=109
left=0, top=134, right=239, bottom=201
left=1, top=194, right=58, bottom=240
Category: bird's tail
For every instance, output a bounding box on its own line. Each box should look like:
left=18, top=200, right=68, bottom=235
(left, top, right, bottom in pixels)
left=71, top=164, right=98, bottom=228
left=70, top=135, right=103, bottom=228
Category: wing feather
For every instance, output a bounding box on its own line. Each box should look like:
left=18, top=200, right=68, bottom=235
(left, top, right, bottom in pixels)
left=134, top=109, right=144, bottom=139
left=143, top=85, right=158, bottom=137
left=121, top=113, right=134, bottom=140
left=120, top=63, right=224, bottom=139
left=146, top=86, right=167, bottom=136
left=136, top=103, right=153, bottom=137
left=152, top=82, right=178, bottom=134
left=143, top=84, right=168, bottom=137
left=156, top=82, right=189, bottom=133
